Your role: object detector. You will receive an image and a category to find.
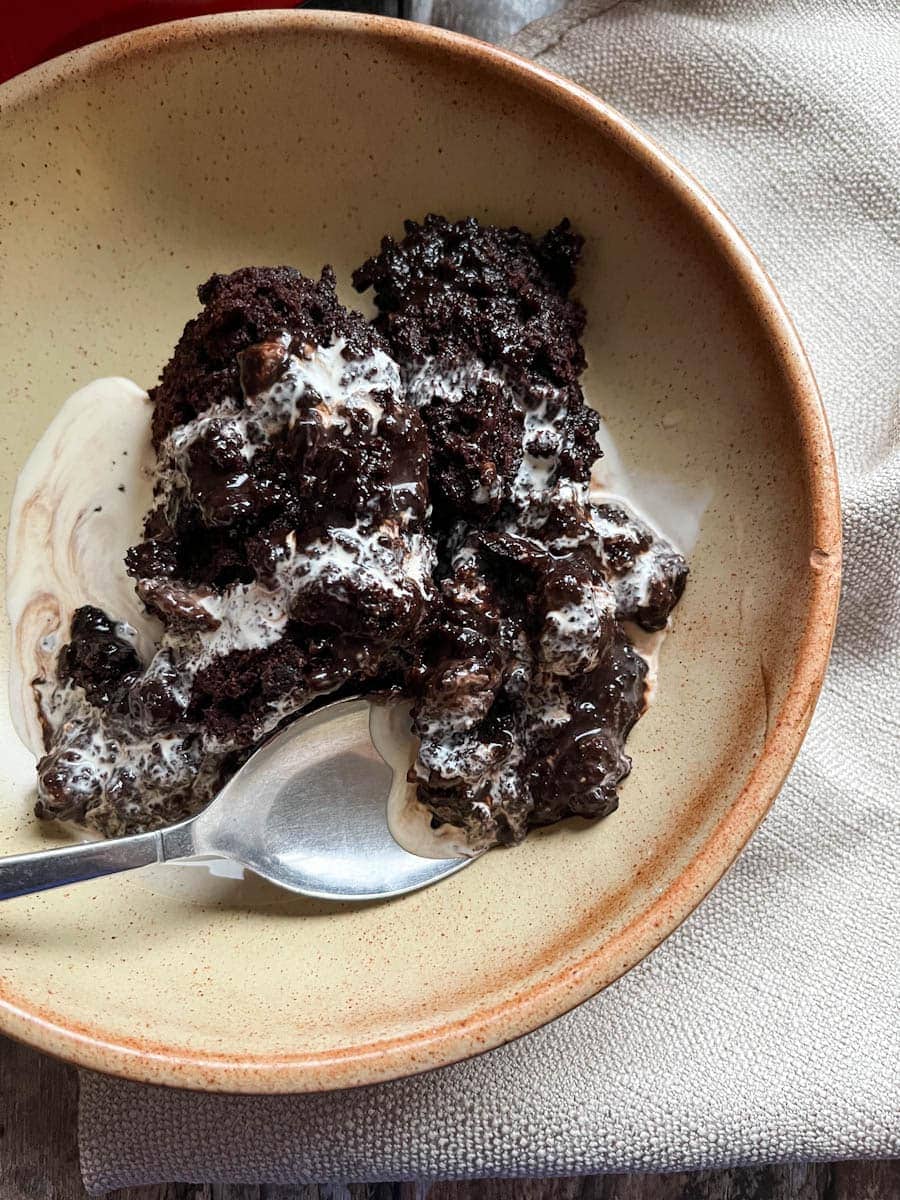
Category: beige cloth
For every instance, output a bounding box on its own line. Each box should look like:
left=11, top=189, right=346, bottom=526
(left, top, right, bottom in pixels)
left=80, top=1, right=900, bottom=1192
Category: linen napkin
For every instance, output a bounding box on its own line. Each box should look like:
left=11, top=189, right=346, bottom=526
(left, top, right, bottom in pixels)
left=80, top=1, right=900, bottom=1191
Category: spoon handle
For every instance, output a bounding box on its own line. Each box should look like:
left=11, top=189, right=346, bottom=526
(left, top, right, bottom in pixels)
left=0, top=829, right=165, bottom=900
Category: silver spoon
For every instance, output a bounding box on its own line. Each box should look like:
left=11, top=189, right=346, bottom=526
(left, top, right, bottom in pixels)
left=0, top=698, right=474, bottom=903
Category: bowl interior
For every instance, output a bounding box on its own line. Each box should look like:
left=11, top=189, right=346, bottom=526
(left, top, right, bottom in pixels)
left=0, top=13, right=837, bottom=1090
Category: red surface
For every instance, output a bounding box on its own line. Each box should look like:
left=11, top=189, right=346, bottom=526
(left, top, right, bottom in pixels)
left=1, top=2, right=298, bottom=83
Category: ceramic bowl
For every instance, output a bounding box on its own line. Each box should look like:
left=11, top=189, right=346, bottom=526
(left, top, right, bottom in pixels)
left=0, top=11, right=840, bottom=1091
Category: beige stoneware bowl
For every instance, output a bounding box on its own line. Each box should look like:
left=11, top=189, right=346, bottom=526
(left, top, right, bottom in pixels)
left=0, top=11, right=840, bottom=1091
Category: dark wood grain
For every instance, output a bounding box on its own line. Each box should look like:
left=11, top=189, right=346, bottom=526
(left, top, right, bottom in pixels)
left=0, top=1035, right=82, bottom=1200
left=2, top=1036, right=898, bottom=1200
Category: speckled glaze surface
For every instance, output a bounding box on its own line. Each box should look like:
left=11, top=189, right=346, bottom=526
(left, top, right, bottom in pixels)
left=0, top=12, right=840, bottom=1092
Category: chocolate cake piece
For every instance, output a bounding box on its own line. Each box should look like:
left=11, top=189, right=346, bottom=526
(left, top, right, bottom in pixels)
left=149, top=266, right=378, bottom=446
left=355, top=215, right=687, bottom=847
left=35, top=218, right=688, bottom=850
left=352, top=214, right=586, bottom=386
left=36, top=268, right=434, bottom=835
left=353, top=215, right=600, bottom=517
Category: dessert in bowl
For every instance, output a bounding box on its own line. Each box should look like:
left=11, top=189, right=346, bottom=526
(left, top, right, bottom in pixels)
left=13, top=216, right=687, bottom=857
left=0, top=11, right=839, bottom=1091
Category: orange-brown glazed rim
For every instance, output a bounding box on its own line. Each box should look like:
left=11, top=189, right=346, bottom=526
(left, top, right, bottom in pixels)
left=0, top=10, right=841, bottom=1092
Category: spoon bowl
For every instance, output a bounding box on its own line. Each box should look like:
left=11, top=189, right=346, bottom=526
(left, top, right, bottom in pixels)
left=0, top=698, right=473, bottom=903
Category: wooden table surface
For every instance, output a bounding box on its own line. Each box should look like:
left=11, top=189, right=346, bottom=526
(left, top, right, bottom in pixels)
left=2, top=1033, right=898, bottom=1199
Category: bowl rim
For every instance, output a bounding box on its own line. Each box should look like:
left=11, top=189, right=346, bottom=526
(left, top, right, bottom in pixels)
left=0, top=8, right=841, bottom=1093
